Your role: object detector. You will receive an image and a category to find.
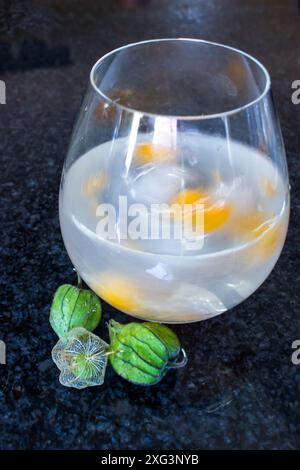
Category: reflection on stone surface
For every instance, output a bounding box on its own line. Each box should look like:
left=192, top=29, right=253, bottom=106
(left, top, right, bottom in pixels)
left=118, top=0, right=152, bottom=8
left=0, top=38, right=71, bottom=72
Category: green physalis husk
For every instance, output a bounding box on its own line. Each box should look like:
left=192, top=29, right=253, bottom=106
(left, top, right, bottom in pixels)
left=108, top=319, right=187, bottom=386
left=50, top=284, right=101, bottom=338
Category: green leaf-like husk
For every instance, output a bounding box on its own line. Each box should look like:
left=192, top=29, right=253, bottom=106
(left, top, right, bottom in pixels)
left=108, top=320, right=181, bottom=386
left=143, top=322, right=181, bottom=361
left=50, top=284, right=101, bottom=338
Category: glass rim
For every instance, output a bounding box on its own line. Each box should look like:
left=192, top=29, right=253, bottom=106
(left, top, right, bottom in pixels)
left=90, top=38, right=271, bottom=121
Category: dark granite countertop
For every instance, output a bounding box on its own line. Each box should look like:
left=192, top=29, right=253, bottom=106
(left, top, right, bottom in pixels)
left=0, top=0, right=300, bottom=450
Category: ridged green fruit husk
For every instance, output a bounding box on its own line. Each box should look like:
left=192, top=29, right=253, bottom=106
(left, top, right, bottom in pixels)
left=143, top=322, right=181, bottom=361
left=50, top=284, right=101, bottom=338
left=108, top=320, right=181, bottom=385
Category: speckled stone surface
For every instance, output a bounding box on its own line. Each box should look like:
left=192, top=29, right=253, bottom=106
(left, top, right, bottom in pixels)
left=0, top=0, right=300, bottom=450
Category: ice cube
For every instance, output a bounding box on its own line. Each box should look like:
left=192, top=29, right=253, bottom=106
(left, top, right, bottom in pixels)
left=168, top=283, right=227, bottom=319
left=127, top=165, right=190, bottom=206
